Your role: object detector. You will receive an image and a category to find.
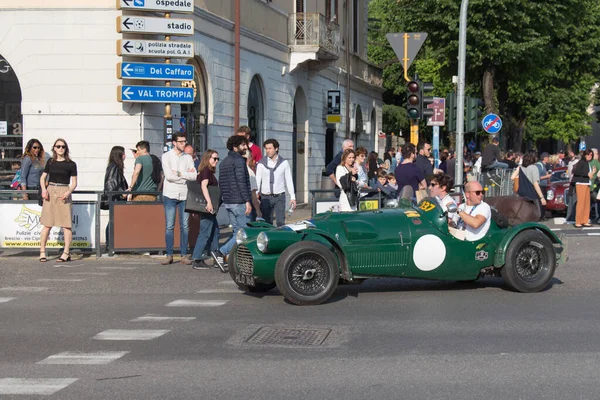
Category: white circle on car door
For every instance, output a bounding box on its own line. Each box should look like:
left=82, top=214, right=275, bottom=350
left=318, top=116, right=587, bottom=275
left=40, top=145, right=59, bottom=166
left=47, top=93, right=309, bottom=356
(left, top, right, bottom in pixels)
left=412, top=234, right=446, bottom=271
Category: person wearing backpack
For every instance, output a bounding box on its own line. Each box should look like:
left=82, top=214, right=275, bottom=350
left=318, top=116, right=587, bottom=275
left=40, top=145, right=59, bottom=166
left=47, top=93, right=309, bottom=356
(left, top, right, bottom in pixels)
left=128, top=141, right=158, bottom=201
left=255, top=139, right=296, bottom=227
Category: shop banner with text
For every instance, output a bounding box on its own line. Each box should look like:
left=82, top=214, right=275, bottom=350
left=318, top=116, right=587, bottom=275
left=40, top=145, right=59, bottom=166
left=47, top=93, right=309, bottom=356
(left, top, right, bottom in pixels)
left=0, top=203, right=96, bottom=249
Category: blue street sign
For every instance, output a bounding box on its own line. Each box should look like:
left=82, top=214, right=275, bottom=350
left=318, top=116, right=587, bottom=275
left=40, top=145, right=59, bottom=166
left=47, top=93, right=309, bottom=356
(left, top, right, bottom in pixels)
left=179, top=116, right=186, bottom=133
left=118, top=85, right=195, bottom=104
left=118, top=63, right=194, bottom=81
left=482, top=113, right=502, bottom=134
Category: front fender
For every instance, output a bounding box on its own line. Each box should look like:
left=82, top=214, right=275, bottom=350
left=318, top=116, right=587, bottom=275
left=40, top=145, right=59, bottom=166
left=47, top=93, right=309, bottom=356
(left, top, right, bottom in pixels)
left=494, top=223, right=564, bottom=267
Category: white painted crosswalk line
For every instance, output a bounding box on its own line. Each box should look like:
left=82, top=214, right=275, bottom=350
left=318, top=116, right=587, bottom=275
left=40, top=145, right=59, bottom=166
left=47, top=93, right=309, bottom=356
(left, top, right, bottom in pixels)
left=218, top=280, right=237, bottom=285
left=70, top=272, right=110, bottom=276
left=196, top=289, right=240, bottom=294
left=36, top=279, right=86, bottom=282
left=0, top=287, right=48, bottom=292
left=93, top=329, right=170, bottom=340
left=131, top=314, right=196, bottom=322
left=0, top=378, right=78, bottom=395
left=166, top=299, right=228, bottom=307
left=37, top=351, right=130, bottom=365
left=0, top=297, right=16, bottom=303
left=96, top=266, right=138, bottom=270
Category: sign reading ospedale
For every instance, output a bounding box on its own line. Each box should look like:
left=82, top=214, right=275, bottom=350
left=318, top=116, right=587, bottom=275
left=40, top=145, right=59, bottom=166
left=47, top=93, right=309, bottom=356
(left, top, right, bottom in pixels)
left=117, top=0, right=194, bottom=14
left=0, top=203, right=96, bottom=249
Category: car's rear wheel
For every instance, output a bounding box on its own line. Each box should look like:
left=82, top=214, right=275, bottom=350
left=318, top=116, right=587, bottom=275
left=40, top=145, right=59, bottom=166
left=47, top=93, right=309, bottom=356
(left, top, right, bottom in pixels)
left=275, top=242, right=339, bottom=305
left=501, top=230, right=556, bottom=293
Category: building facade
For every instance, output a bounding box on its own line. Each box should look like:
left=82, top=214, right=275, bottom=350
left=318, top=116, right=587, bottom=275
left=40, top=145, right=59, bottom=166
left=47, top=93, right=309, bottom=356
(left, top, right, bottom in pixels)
left=0, top=0, right=383, bottom=202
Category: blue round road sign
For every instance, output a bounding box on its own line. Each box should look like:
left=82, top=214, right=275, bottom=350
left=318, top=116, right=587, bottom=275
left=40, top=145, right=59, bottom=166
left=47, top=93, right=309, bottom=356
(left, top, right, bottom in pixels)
left=482, top=113, right=502, bottom=134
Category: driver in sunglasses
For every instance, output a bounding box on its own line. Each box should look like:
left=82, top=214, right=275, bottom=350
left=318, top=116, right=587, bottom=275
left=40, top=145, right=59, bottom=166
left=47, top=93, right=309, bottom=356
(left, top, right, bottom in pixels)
left=456, top=181, right=491, bottom=241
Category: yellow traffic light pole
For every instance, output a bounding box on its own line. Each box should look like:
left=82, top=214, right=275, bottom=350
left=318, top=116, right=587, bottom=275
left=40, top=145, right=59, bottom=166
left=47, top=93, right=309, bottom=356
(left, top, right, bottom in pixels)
left=403, top=33, right=419, bottom=145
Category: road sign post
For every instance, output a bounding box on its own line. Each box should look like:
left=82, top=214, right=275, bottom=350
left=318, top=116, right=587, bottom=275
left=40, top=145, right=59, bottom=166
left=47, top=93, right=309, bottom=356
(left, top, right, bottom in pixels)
left=426, top=97, right=445, bottom=127
left=433, top=126, right=440, bottom=168
left=386, top=32, right=428, bottom=82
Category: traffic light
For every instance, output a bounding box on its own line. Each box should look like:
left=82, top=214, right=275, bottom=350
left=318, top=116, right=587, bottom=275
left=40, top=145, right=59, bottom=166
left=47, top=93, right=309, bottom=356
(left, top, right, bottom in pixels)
left=466, top=97, right=483, bottom=133
left=446, top=92, right=457, bottom=132
left=405, top=79, right=435, bottom=120
left=406, top=80, right=420, bottom=119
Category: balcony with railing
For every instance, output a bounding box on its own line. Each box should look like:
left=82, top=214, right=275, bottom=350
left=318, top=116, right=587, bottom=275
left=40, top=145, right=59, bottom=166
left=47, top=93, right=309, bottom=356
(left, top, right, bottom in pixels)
left=288, top=13, right=340, bottom=72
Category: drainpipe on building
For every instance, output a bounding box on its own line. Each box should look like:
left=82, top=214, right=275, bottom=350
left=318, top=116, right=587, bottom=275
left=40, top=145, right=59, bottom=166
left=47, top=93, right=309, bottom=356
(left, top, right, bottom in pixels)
left=234, top=0, right=241, bottom=130
left=345, top=0, right=351, bottom=138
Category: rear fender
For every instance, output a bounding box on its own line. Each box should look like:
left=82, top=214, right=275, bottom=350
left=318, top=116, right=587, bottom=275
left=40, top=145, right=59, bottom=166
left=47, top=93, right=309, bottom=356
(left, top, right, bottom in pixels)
left=494, top=223, right=564, bottom=267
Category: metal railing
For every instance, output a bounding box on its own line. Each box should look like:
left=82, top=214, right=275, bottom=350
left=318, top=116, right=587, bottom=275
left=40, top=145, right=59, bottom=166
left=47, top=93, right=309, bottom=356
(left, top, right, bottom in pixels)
left=472, top=168, right=516, bottom=197
left=288, top=13, right=340, bottom=57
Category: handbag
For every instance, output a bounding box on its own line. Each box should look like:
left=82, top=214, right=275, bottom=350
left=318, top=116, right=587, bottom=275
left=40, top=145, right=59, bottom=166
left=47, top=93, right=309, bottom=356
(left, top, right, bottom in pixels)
left=37, top=186, right=43, bottom=207
left=185, top=181, right=221, bottom=214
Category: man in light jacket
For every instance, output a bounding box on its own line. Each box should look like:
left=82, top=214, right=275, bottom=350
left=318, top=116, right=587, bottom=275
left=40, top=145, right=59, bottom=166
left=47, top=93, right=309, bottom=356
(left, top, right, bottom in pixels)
left=161, top=132, right=197, bottom=265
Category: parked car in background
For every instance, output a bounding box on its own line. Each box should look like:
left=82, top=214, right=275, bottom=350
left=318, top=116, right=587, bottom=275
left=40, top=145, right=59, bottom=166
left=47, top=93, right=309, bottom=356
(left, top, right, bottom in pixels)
left=546, top=167, right=569, bottom=215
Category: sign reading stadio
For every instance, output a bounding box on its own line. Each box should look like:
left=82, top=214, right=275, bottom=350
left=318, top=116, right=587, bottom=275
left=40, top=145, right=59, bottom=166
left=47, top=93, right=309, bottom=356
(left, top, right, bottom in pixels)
left=117, top=16, right=194, bottom=36
left=0, top=203, right=96, bottom=249
left=117, top=0, right=194, bottom=13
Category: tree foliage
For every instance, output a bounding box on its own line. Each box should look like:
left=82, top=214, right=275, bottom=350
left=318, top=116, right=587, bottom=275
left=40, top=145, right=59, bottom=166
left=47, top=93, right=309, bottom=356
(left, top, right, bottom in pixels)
left=368, top=0, right=600, bottom=149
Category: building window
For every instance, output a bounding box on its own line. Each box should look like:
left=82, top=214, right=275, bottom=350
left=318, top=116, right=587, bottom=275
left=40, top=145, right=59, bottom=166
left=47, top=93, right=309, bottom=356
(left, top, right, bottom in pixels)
left=352, top=0, right=358, bottom=53
left=0, top=56, right=23, bottom=192
left=248, top=75, right=264, bottom=146
left=181, top=58, right=208, bottom=154
left=296, top=0, right=303, bottom=13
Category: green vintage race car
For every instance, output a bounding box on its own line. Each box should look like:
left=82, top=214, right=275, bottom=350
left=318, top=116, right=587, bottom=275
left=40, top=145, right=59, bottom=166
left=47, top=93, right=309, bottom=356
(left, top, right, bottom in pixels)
left=229, top=198, right=566, bottom=306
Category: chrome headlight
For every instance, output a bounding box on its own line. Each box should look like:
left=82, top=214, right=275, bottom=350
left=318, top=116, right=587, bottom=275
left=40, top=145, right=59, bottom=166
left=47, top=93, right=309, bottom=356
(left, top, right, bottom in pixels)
left=546, top=189, right=554, bottom=201
left=235, top=229, right=247, bottom=245
left=257, top=232, right=269, bottom=253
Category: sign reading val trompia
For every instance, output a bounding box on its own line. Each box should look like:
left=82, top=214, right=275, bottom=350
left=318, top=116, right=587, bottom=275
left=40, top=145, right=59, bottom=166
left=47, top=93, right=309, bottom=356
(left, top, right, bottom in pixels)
left=0, top=203, right=96, bottom=249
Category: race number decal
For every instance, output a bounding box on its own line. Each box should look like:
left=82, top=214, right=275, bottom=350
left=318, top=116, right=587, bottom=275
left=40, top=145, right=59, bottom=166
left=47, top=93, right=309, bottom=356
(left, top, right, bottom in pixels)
left=419, top=201, right=436, bottom=212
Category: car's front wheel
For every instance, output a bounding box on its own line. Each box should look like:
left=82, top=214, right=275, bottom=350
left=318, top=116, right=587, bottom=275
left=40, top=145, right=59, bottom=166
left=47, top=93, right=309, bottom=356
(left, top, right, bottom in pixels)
left=275, top=242, right=339, bottom=305
left=501, top=230, right=556, bottom=293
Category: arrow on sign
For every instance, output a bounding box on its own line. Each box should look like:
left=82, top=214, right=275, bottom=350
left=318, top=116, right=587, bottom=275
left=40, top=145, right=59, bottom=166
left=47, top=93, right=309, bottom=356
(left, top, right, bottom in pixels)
left=122, top=0, right=132, bottom=5
left=134, top=0, right=144, bottom=5
left=122, top=87, right=133, bottom=100
left=122, top=64, right=133, bottom=76
left=122, top=18, right=133, bottom=30
left=122, top=41, right=133, bottom=53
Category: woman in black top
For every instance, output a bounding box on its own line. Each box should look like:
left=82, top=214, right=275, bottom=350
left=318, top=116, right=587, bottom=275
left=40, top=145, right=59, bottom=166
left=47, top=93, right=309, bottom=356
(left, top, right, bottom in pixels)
left=572, top=150, right=597, bottom=227
left=39, top=138, right=78, bottom=263
left=103, top=146, right=129, bottom=251
left=367, top=151, right=379, bottom=186
left=191, top=150, right=220, bottom=270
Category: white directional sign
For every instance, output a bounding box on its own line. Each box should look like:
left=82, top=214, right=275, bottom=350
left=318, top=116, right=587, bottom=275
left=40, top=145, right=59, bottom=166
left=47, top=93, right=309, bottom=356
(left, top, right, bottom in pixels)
left=116, top=39, right=194, bottom=58
left=117, top=0, right=194, bottom=13
left=116, top=16, right=194, bottom=36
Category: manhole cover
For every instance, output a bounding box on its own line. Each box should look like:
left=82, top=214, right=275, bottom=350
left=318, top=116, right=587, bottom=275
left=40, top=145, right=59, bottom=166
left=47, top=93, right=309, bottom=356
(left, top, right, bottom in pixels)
left=245, top=327, right=331, bottom=347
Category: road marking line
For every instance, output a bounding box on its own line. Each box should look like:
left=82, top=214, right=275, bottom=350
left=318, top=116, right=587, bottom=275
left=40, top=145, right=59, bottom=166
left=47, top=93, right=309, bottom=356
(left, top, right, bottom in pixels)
left=582, top=227, right=600, bottom=230
left=587, top=233, right=600, bottom=236
left=37, top=351, right=130, bottom=365
left=218, top=280, right=236, bottom=285
left=93, top=329, right=170, bottom=340
left=166, top=299, right=228, bottom=307
left=70, top=272, right=110, bottom=276
left=96, top=267, right=138, bottom=270
left=554, top=217, right=566, bottom=225
left=0, top=287, right=48, bottom=292
left=0, top=297, right=16, bottom=303
left=550, top=228, right=561, bottom=231
left=196, top=289, right=240, bottom=294
left=131, top=314, right=196, bottom=322
left=36, top=279, right=86, bottom=282
left=0, top=378, right=78, bottom=395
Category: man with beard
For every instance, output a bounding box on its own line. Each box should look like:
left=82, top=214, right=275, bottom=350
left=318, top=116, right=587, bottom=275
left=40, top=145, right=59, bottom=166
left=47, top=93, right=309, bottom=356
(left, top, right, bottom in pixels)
left=211, top=135, right=252, bottom=270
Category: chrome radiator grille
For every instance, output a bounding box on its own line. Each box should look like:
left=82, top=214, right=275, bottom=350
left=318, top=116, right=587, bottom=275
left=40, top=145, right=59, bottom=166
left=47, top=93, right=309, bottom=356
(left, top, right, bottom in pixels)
left=236, top=245, right=254, bottom=276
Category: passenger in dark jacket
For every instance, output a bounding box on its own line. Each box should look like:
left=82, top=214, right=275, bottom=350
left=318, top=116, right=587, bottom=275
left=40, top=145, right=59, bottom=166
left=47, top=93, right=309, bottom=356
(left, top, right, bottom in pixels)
left=103, top=146, right=128, bottom=251
left=211, top=135, right=252, bottom=269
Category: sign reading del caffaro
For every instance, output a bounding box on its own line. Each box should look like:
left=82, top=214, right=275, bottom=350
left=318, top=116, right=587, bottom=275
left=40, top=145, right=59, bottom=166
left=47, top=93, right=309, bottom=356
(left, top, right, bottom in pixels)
left=117, top=0, right=194, bottom=13
left=117, top=16, right=194, bottom=36
left=0, top=204, right=96, bottom=249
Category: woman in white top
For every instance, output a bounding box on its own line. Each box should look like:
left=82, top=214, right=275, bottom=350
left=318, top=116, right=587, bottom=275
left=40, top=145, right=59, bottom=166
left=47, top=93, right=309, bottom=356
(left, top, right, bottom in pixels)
left=335, top=149, right=358, bottom=212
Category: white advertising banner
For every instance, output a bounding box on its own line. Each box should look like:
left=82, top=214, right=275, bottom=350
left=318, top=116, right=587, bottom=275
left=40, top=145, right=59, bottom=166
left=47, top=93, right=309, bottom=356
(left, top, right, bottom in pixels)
left=0, top=203, right=96, bottom=249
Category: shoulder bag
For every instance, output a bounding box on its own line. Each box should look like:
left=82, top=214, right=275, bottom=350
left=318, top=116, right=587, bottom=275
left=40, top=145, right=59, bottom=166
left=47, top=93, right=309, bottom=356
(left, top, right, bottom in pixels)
left=185, top=181, right=221, bottom=215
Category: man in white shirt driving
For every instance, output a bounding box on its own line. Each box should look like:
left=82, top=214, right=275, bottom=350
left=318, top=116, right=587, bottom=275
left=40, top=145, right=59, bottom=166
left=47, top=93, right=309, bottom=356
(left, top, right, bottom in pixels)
left=457, top=181, right=491, bottom=241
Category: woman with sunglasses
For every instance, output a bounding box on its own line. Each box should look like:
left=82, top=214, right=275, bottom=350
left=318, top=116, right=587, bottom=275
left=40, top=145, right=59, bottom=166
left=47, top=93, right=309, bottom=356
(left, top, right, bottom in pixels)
left=39, top=139, right=78, bottom=263
left=19, top=139, right=46, bottom=201
left=191, top=150, right=221, bottom=270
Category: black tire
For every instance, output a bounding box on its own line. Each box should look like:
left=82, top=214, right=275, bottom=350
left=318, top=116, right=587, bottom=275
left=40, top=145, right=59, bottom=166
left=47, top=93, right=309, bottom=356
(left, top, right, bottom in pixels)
left=228, top=251, right=276, bottom=293
left=501, top=230, right=556, bottom=293
left=274, top=241, right=339, bottom=305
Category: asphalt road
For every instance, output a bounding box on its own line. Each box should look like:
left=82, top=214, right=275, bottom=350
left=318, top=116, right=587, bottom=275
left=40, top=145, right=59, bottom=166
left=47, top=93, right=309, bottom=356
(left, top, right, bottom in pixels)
left=0, top=236, right=599, bottom=399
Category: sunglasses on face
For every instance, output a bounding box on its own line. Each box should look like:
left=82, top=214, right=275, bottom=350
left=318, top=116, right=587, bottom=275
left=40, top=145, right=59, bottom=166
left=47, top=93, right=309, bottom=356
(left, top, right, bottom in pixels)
left=470, top=190, right=484, bottom=196
left=211, top=157, right=219, bottom=161
left=32, top=146, right=40, bottom=150
left=55, top=145, right=66, bottom=149
left=429, top=183, right=439, bottom=187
